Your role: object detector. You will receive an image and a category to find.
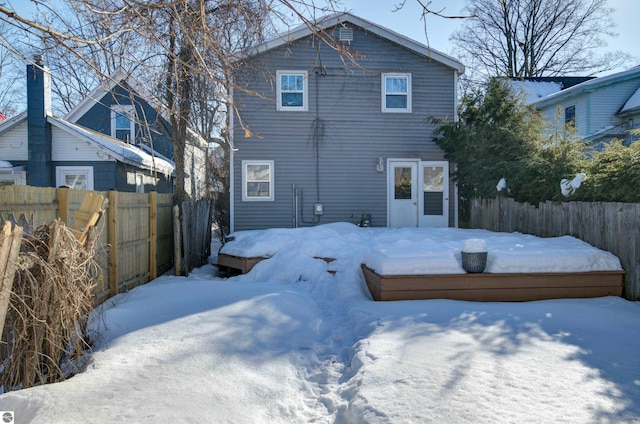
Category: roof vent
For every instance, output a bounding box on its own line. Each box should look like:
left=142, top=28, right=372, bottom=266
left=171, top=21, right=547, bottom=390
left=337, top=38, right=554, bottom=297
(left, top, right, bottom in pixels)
left=339, top=27, right=353, bottom=42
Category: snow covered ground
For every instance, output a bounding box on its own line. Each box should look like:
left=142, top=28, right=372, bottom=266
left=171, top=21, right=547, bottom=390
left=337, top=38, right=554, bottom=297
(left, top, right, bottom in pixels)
left=1, top=224, right=639, bottom=423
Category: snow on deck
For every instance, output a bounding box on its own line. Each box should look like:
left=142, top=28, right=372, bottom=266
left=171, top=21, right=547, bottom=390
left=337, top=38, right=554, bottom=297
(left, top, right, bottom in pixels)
left=219, top=223, right=622, bottom=276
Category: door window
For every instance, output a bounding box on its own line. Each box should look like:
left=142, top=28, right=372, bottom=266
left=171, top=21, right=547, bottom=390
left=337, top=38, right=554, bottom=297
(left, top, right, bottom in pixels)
left=394, top=167, right=413, bottom=199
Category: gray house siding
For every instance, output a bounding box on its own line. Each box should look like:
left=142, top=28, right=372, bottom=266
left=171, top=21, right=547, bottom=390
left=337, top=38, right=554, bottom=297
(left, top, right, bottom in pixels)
left=233, top=24, right=457, bottom=230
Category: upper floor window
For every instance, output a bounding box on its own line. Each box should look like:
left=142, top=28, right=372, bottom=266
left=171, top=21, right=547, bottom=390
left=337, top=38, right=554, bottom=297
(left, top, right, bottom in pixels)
left=242, top=160, right=274, bottom=201
left=276, top=71, right=308, bottom=111
left=382, top=73, right=412, bottom=113
left=564, top=105, right=576, bottom=127
left=111, top=105, right=135, bottom=142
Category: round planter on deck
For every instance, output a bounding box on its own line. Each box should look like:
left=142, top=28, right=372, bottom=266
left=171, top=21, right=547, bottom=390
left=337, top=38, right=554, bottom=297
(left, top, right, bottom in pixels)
left=461, top=251, right=488, bottom=273
left=461, top=239, right=488, bottom=273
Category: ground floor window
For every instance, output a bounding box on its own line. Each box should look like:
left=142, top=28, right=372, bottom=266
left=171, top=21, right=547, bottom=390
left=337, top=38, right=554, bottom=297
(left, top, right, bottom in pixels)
left=242, top=160, right=274, bottom=201
left=0, top=171, right=26, bottom=186
left=56, top=166, right=94, bottom=191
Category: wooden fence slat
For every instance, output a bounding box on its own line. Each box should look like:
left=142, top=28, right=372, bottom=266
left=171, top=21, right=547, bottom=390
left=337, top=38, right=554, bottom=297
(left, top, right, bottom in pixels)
left=108, top=191, right=118, bottom=297
left=0, top=187, right=176, bottom=304
left=0, top=221, right=24, bottom=342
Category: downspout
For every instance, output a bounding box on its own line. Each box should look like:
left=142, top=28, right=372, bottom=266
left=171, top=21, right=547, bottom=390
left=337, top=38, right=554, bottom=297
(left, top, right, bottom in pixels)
left=296, top=66, right=324, bottom=226
left=229, top=84, right=235, bottom=233
left=315, top=68, right=320, bottom=204
left=453, top=70, right=459, bottom=227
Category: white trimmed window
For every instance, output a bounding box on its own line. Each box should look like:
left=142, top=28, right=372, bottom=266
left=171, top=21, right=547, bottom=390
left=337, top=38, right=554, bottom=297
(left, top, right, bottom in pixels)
left=276, top=71, right=308, bottom=111
left=382, top=73, right=412, bottom=113
left=136, top=173, right=145, bottom=193
left=56, top=166, right=94, bottom=191
left=111, top=105, right=135, bottom=142
left=0, top=171, right=26, bottom=186
left=242, top=160, right=274, bottom=201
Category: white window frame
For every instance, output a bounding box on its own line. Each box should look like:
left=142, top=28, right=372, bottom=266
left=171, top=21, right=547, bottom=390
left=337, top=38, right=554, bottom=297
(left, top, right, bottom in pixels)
left=382, top=73, right=412, bottom=113
left=135, top=173, right=145, bottom=193
left=55, top=166, right=94, bottom=191
left=242, top=160, right=274, bottom=201
left=111, top=105, right=135, bottom=142
left=276, top=70, right=308, bottom=112
left=0, top=171, right=26, bottom=186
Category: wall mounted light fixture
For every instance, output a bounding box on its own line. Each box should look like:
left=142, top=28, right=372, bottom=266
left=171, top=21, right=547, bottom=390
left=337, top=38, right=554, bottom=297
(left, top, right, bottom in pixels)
left=376, top=157, right=384, bottom=173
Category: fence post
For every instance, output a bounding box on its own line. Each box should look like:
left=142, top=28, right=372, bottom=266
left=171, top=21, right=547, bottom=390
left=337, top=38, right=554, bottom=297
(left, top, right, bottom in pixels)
left=173, top=205, right=181, bottom=276
left=58, top=187, right=69, bottom=225
left=149, top=191, right=157, bottom=280
left=108, top=190, right=118, bottom=297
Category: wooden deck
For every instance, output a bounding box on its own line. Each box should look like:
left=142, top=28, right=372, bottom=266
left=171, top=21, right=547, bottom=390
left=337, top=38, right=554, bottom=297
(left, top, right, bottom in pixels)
left=216, top=253, right=265, bottom=274
left=362, top=265, right=625, bottom=302
left=217, top=252, right=625, bottom=302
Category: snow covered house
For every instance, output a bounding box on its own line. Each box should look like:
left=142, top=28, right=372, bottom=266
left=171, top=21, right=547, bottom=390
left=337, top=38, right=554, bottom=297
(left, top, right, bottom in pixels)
left=230, top=13, right=465, bottom=231
left=526, top=67, right=640, bottom=145
left=0, top=59, right=174, bottom=192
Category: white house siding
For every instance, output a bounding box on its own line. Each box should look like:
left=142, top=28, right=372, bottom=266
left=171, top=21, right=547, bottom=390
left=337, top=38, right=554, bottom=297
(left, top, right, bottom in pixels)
left=184, top=136, right=209, bottom=200
left=51, top=126, right=114, bottom=162
left=0, top=121, right=28, bottom=160
left=233, top=24, right=458, bottom=230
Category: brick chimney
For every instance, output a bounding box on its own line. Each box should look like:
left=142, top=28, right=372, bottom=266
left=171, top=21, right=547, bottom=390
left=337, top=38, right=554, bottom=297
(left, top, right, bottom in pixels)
left=26, top=55, right=53, bottom=187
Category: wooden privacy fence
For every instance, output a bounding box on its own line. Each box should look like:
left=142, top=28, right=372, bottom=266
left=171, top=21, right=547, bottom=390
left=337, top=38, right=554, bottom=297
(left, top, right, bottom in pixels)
left=0, top=185, right=174, bottom=304
left=471, top=197, right=640, bottom=300
left=179, top=197, right=214, bottom=275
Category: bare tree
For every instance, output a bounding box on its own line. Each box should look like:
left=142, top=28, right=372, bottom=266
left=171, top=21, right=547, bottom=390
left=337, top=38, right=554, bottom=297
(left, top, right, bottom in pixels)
left=0, top=0, right=352, bottom=272
left=451, top=0, right=632, bottom=79
left=0, top=21, right=25, bottom=117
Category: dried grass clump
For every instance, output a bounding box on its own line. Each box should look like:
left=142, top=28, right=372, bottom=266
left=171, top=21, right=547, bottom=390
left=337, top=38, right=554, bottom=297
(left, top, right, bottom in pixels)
left=1, top=219, right=100, bottom=392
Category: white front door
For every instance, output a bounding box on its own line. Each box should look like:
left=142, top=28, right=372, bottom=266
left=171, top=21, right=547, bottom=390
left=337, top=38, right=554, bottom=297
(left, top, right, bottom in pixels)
left=419, top=161, right=449, bottom=227
left=388, top=160, right=418, bottom=227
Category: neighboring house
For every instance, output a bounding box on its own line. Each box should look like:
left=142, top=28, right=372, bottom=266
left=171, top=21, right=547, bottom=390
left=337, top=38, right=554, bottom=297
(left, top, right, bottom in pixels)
left=231, top=12, right=465, bottom=231
left=0, top=59, right=174, bottom=192
left=526, top=67, right=640, bottom=145
left=510, top=76, right=594, bottom=104
left=64, top=67, right=209, bottom=198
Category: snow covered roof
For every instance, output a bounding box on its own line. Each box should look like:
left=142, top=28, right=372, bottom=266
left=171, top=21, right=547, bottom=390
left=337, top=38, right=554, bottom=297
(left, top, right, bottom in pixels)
left=0, top=110, right=175, bottom=175
left=618, top=86, right=640, bottom=116
left=49, top=116, right=175, bottom=176
left=531, top=66, right=640, bottom=108
left=511, top=80, right=563, bottom=104
left=239, top=12, right=465, bottom=74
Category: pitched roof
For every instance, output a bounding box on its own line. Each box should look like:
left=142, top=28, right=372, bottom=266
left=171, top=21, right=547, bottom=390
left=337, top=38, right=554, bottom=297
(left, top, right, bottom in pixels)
left=509, top=76, right=596, bottom=104
left=0, top=111, right=175, bottom=175
left=530, top=66, right=640, bottom=108
left=48, top=116, right=175, bottom=176
left=0, top=111, right=27, bottom=136
left=64, top=68, right=166, bottom=123
left=618, top=86, right=640, bottom=116
left=241, top=12, right=465, bottom=74
left=64, top=68, right=208, bottom=148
